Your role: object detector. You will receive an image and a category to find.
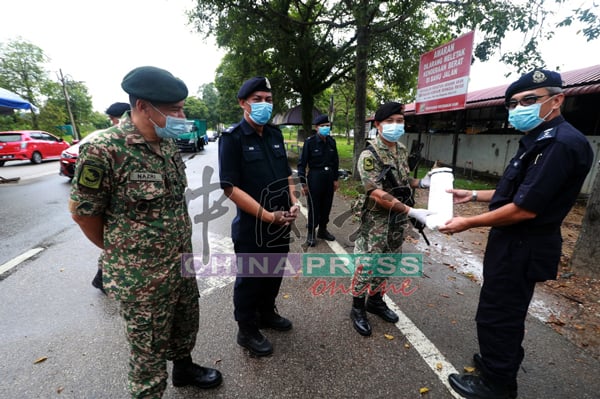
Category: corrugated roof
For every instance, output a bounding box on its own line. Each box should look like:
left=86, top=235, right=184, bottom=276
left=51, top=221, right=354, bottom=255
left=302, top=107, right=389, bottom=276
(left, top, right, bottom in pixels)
left=404, top=63, right=600, bottom=114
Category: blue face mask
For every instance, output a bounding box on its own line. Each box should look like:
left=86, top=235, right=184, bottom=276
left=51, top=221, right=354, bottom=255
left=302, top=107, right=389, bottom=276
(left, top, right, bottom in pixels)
left=151, top=105, right=190, bottom=139
left=318, top=126, right=330, bottom=136
left=248, top=102, right=273, bottom=125
left=380, top=123, right=405, bottom=142
left=508, top=101, right=552, bottom=132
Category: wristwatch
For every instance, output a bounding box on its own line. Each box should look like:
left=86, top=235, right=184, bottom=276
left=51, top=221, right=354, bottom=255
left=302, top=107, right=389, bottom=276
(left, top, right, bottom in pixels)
left=471, top=190, right=478, bottom=202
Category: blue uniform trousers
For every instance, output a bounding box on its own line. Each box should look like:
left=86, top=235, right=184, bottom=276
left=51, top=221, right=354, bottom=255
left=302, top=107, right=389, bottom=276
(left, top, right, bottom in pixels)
left=306, top=169, right=335, bottom=231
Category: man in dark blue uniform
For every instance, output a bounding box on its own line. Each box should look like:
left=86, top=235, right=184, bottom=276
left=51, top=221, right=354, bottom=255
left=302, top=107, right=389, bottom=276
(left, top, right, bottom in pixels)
left=297, top=114, right=339, bottom=246
left=218, top=77, right=300, bottom=357
left=440, top=69, right=593, bottom=398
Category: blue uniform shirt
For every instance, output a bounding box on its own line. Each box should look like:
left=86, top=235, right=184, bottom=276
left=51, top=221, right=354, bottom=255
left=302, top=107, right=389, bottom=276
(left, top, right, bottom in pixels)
left=297, top=134, right=339, bottom=184
left=219, top=119, right=293, bottom=250
left=490, top=115, right=593, bottom=232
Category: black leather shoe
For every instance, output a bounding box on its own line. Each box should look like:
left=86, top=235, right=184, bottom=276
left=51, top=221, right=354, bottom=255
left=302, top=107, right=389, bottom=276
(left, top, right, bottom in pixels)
left=258, top=310, right=292, bottom=331
left=448, top=373, right=514, bottom=399
left=350, top=307, right=372, bottom=336
left=366, top=296, right=399, bottom=323
left=237, top=328, right=273, bottom=356
left=317, top=229, right=335, bottom=241
left=305, top=231, right=317, bottom=247
left=172, top=362, right=222, bottom=389
left=472, top=354, right=518, bottom=399
left=91, top=269, right=106, bottom=295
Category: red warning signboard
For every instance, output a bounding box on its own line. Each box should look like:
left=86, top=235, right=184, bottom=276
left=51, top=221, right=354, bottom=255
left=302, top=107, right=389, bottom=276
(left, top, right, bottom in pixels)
left=415, top=31, right=475, bottom=115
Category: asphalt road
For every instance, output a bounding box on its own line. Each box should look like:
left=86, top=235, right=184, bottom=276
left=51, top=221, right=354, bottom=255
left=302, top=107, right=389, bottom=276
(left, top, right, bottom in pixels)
left=1, top=142, right=599, bottom=398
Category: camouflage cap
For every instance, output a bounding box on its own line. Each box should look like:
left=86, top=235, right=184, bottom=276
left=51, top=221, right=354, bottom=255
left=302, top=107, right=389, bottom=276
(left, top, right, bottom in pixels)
left=121, top=66, right=188, bottom=103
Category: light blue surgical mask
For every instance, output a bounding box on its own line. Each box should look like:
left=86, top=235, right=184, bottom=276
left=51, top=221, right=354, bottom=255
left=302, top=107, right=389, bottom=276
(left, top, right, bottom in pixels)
left=151, top=105, right=190, bottom=139
left=247, top=102, right=273, bottom=125
left=381, top=123, right=405, bottom=142
left=318, top=126, right=331, bottom=136
left=508, top=98, right=553, bottom=132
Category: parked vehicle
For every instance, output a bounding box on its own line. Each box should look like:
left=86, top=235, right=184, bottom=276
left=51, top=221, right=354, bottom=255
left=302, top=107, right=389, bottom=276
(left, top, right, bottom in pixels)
left=0, top=130, right=70, bottom=166
left=59, top=130, right=104, bottom=179
left=176, top=119, right=207, bottom=152
left=207, top=130, right=220, bottom=142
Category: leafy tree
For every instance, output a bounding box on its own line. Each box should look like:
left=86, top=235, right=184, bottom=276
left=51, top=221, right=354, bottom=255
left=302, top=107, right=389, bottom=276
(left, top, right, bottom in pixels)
left=188, top=0, right=598, bottom=177
left=0, top=38, right=49, bottom=128
left=42, top=79, right=94, bottom=138
left=199, top=83, right=220, bottom=129
left=184, top=96, right=209, bottom=120
left=188, top=0, right=354, bottom=137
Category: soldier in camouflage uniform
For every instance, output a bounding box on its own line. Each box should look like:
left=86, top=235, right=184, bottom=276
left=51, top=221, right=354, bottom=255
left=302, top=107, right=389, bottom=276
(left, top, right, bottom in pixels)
left=350, top=102, right=433, bottom=336
left=91, top=101, right=131, bottom=295
left=69, top=66, right=222, bottom=398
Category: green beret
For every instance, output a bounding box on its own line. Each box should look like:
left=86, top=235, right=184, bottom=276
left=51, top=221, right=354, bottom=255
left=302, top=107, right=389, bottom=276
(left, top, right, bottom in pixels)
left=505, top=69, right=562, bottom=102
left=121, top=66, right=188, bottom=103
left=374, top=102, right=404, bottom=122
left=237, top=76, right=272, bottom=99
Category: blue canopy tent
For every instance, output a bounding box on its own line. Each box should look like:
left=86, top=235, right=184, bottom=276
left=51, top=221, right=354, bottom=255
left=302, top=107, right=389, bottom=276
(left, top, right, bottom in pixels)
left=0, top=87, right=38, bottom=114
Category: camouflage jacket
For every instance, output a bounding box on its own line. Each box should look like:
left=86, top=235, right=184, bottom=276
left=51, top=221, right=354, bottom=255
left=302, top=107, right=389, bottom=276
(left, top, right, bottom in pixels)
left=354, top=135, right=411, bottom=253
left=70, top=115, right=193, bottom=302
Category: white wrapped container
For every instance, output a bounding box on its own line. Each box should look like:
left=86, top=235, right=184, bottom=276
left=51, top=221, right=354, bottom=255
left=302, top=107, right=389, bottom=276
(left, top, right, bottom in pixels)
left=426, top=167, right=454, bottom=229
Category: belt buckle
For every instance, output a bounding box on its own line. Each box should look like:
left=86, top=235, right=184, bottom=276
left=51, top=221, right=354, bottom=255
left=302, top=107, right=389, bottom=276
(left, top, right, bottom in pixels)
left=324, top=166, right=329, bottom=171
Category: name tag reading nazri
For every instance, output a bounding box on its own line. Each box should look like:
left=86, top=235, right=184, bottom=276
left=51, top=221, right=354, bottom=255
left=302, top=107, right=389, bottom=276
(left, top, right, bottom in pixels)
left=129, top=172, right=163, bottom=182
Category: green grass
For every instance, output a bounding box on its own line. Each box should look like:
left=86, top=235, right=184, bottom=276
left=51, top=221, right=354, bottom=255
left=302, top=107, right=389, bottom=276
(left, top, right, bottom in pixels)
left=291, top=135, right=496, bottom=199
left=333, top=135, right=496, bottom=198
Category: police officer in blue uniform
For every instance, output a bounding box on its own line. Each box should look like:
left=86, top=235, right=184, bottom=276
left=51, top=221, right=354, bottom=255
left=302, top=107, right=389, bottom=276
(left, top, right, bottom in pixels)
left=218, top=77, right=300, bottom=357
left=440, top=69, right=593, bottom=398
left=297, top=114, right=339, bottom=246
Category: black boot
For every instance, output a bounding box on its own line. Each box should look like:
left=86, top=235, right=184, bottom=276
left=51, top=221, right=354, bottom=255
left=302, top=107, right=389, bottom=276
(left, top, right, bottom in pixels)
left=448, top=373, right=516, bottom=399
left=258, top=307, right=292, bottom=331
left=350, top=297, right=371, bottom=336
left=473, top=354, right=518, bottom=398
left=237, top=322, right=273, bottom=356
left=317, top=227, right=335, bottom=241
left=91, top=269, right=106, bottom=295
left=305, top=229, right=317, bottom=247
left=366, top=292, right=399, bottom=323
left=172, top=355, right=222, bottom=389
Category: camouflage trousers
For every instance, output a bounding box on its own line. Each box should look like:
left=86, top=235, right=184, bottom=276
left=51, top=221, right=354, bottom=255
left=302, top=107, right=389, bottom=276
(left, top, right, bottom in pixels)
left=351, top=210, right=405, bottom=299
left=119, top=277, right=199, bottom=399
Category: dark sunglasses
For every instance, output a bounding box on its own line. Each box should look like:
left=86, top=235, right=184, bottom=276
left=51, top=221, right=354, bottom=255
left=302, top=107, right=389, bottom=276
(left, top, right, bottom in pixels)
left=505, top=94, right=551, bottom=110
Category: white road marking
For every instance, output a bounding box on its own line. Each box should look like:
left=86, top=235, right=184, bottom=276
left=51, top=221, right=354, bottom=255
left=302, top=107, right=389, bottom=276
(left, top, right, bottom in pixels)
left=0, top=247, right=45, bottom=275
left=297, top=199, right=462, bottom=398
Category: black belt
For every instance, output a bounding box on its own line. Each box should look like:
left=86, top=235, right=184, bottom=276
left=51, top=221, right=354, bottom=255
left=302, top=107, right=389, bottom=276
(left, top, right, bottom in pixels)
left=309, top=166, right=333, bottom=171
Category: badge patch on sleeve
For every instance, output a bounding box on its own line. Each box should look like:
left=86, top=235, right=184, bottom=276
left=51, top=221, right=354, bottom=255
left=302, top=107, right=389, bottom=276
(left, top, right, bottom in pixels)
left=79, top=164, right=104, bottom=189
left=363, top=157, right=374, bottom=171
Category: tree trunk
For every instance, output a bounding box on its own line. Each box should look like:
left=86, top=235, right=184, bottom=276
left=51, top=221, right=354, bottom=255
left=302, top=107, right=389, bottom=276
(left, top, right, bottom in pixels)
left=352, top=19, right=369, bottom=181
left=571, top=166, right=600, bottom=278
left=300, top=95, right=315, bottom=142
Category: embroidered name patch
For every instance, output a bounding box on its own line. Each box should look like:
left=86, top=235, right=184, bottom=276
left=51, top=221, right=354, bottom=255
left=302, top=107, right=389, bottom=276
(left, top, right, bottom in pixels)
left=129, top=172, right=163, bottom=182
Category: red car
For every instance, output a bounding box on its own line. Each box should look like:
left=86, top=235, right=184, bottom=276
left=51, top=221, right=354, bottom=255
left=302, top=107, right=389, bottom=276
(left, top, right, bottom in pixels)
left=59, top=130, right=103, bottom=179
left=0, top=130, right=70, bottom=166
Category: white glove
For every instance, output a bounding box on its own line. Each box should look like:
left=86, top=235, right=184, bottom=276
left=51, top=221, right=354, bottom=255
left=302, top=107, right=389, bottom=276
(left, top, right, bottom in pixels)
left=418, top=171, right=432, bottom=188
left=407, top=207, right=436, bottom=225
